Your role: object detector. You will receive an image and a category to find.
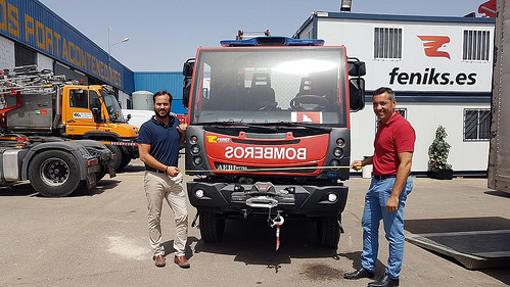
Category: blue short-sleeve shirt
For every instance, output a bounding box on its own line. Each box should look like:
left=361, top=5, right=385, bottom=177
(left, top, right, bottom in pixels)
left=137, top=115, right=180, bottom=167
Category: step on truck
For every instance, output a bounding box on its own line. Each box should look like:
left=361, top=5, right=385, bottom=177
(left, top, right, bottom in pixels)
left=0, top=67, right=116, bottom=197
left=182, top=35, right=366, bottom=248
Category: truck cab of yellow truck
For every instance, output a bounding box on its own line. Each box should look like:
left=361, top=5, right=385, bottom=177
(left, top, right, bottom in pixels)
left=60, top=84, right=139, bottom=170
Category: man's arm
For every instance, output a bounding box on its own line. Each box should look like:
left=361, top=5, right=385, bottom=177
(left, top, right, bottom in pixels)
left=386, top=151, right=413, bottom=212
left=177, top=122, right=187, bottom=146
left=351, top=155, right=373, bottom=171
left=138, top=144, right=179, bottom=176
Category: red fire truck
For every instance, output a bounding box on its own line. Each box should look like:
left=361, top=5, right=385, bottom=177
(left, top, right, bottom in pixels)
left=182, top=36, right=365, bottom=248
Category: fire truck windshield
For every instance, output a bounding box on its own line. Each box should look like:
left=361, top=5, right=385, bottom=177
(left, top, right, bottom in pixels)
left=190, top=47, right=347, bottom=126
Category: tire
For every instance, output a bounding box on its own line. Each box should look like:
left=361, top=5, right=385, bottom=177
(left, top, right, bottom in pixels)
left=199, top=211, right=225, bottom=242
left=317, top=217, right=340, bottom=248
left=28, top=150, right=81, bottom=197
left=105, top=144, right=122, bottom=171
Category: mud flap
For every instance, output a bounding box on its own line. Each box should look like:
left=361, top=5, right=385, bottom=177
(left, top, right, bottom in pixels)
left=86, top=172, right=97, bottom=190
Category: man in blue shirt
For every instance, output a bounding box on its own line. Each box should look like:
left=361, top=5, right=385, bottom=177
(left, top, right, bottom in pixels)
left=137, top=91, right=189, bottom=268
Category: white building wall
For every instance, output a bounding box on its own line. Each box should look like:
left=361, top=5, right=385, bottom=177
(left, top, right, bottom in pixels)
left=351, top=102, right=490, bottom=172
left=306, top=15, right=493, bottom=173
left=317, top=18, right=494, bottom=93
left=298, top=21, right=314, bottom=39
left=37, top=53, right=54, bottom=71
left=0, top=36, right=15, bottom=70
left=118, top=90, right=131, bottom=109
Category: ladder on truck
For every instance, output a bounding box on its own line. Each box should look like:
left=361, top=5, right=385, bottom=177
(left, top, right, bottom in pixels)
left=0, top=65, right=72, bottom=134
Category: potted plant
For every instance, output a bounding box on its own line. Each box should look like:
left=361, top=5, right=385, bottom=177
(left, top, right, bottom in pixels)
left=427, top=125, right=454, bottom=180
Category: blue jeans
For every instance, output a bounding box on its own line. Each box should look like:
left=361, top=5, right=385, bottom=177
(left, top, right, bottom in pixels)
left=360, top=176, right=413, bottom=279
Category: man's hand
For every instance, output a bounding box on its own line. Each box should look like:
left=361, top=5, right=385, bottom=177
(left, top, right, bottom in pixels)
left=351, top=160, right=363, bottom=171
left=166, top=166, right=180, bottom=177
left=177, top=122, right=188, bottom=134
left=386, top=195, right=399, bottom=212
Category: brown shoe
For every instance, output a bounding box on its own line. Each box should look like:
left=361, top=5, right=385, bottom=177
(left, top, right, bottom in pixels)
left=174, top=255, right=190, bottom=269
left=153, top=255, right=166, bottom=267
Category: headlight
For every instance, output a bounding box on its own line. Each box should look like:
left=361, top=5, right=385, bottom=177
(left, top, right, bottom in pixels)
left=333, top=147, right=343, bottom=158
left=191, top=144, right=200, bottom=154
left=194, top=189, right=205, bottom=198
left=327, top=193, right=338, bottom=202
left=189, top=136, right=198, bottom=144
left=330, top=159, right=340, bottom=170
left=193, top=156, right=202, bottom=165
left=336, top=138, right=345, bottom=147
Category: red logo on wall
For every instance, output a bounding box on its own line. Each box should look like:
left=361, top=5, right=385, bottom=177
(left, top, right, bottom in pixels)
left=417, top=36, right=451, bottom=59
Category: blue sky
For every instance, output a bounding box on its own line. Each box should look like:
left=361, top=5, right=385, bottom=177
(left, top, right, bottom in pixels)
left=39, top=0, right=487, bottom=71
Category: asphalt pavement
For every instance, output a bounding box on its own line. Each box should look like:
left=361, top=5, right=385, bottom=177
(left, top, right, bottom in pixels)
left=0, top=159, right=508, bottom=287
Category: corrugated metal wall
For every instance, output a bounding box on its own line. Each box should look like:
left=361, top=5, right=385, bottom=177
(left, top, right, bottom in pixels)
left=134, top=72, right=186, bottom=114
left=0, top=0, right=134, bottom=93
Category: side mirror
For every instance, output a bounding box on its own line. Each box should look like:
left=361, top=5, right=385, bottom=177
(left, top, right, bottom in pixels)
left=182, top=58, right=195, bottom=109
left=126, top=113, right=132, bottom=122
left=349, top=78, right=365, bottom=111
left=348, top=58, right=366, bottom=77
left=90, top=98, right=102, bottom=124
left=183, top=58, right=195, bottom=77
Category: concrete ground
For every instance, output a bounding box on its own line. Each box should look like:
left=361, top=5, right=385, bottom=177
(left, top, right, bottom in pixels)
left=0, top=159, right=509, bottom=287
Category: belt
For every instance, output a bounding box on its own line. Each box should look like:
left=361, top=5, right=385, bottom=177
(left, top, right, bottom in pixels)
left=373, top=174, right=396, bottom=180
left=146, top=166, right=164, bottom=173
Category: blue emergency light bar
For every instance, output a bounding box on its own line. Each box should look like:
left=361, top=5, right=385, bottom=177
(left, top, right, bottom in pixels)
left=220, top=37, right=325, bottom=47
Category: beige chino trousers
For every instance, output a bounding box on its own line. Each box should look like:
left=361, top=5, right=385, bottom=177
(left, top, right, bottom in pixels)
left=144, top=171, right=188, bottom=257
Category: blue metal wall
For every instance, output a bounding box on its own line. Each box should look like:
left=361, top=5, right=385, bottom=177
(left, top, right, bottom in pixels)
left=0, top=0, right=134, bottom=93
left=134, top=72, right=186, bottom=114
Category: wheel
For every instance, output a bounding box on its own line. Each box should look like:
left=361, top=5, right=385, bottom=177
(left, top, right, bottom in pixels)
left=199, top=210, right=225, bottom=242
left=105, top=144, right=122, bottom=171
left=317, top=217, right=340, bottom=248
left=28, top=150, right=81, bottom=197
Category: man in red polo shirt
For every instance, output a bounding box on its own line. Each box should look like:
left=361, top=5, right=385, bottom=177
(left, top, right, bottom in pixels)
left=344, top=87, right=415, bottom=287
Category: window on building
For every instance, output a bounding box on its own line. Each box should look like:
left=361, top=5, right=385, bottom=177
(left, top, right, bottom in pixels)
left=375, top=108, right=407, bottom=130
left=374, top=27, right=402, bottom=59
left=397, top=108, right=407, bottom=119
left=463, top=30, right=490, bottom=61
left=464, top=108, right=490, bottom=141
left=70, top=90, right=89, bottom=108
left=15, top=43, right=36, bottom=67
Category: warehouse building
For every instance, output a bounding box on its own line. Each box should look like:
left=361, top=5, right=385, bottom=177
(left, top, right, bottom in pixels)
left=294, top=12, right=495, bottom=175
left=0, top=0, right=134, bottom=108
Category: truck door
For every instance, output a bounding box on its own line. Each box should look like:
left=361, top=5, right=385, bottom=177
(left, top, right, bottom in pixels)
left=65, top=88, right=100, bottom=135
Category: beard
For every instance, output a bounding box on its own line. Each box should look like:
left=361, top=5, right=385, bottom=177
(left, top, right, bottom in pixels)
left=154, top=107, right=168, bottom=119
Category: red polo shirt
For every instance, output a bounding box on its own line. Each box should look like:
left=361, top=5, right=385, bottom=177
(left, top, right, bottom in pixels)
left=373, top=112, right=415, bottom=176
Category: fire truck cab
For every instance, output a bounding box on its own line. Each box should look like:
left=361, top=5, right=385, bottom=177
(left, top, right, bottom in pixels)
left=183, top=36, right=365, bottom=248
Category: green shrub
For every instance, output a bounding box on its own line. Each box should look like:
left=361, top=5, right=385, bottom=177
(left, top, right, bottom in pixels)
left=428, top=125, right=452, bottom=171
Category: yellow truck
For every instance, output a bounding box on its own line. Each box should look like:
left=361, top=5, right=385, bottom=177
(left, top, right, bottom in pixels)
left=60, top=84, right=139, bottom=170
left=2, top=65, right=138, bottom=172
